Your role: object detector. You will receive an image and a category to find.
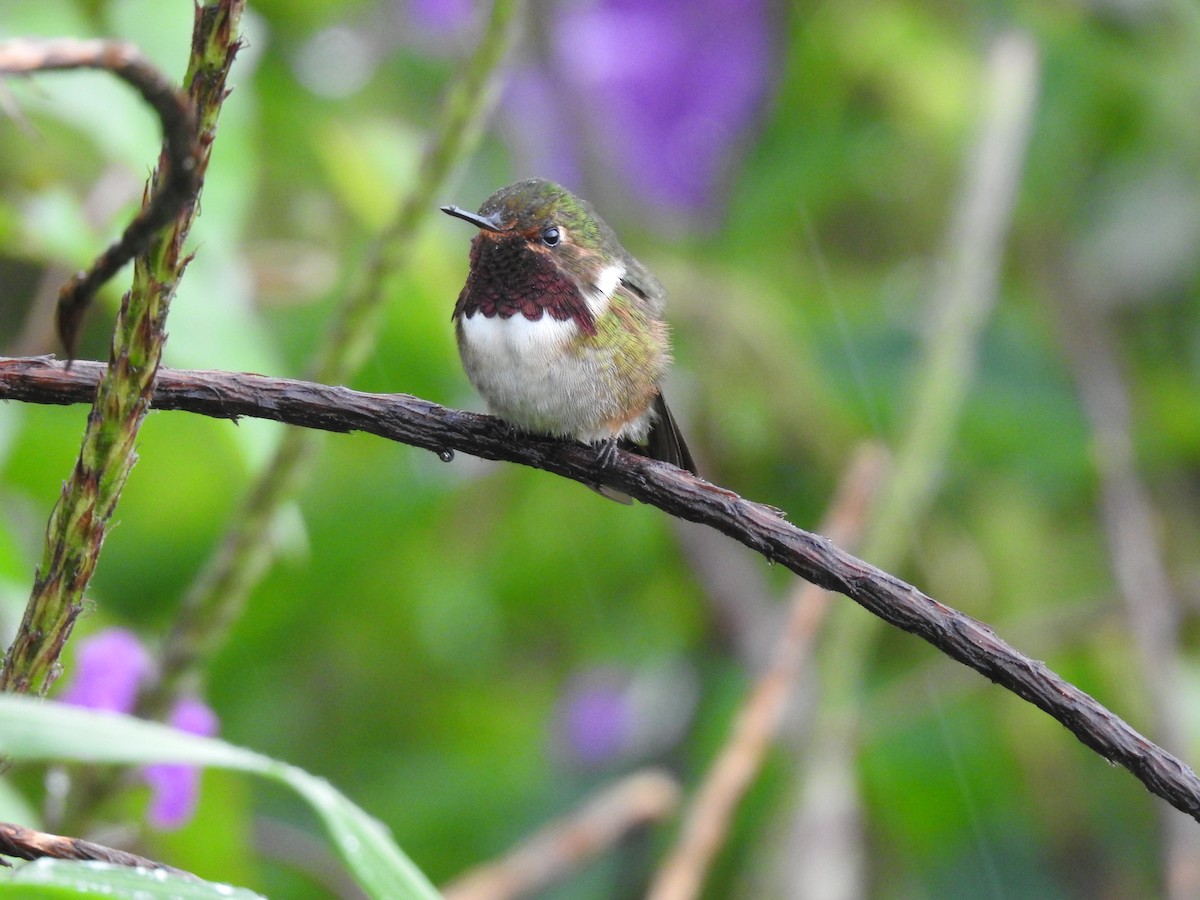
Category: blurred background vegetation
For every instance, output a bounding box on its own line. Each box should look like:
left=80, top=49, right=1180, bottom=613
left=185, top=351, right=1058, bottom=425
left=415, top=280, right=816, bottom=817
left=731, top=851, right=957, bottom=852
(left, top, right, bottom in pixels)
left=1, top=0, right=1199, bottom=897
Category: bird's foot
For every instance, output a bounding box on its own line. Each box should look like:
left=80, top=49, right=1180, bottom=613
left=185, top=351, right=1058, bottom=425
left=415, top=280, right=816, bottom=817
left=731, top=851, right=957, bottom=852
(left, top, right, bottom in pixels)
left=595, top=437, right=621, bottom=468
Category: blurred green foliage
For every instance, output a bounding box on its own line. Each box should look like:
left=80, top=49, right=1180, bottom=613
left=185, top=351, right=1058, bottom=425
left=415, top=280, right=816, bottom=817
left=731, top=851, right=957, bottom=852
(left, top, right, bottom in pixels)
left=1, top=0, right=1198, bottom=897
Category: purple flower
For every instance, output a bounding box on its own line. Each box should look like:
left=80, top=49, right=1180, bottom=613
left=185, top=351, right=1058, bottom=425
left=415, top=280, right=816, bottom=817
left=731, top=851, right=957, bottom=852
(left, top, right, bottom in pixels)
left=144, top=698, right=219, bottom=830
left=560, top=678, right=631, bottom=765
left=59, top=629, right=152, bottom=713
left=503, top=0, right=773, bottom=215
left=551, top=662, right=700, bottom=768
left=409, top=0, right=476, bottom=34
left=59, top=629, right=218, bottom=831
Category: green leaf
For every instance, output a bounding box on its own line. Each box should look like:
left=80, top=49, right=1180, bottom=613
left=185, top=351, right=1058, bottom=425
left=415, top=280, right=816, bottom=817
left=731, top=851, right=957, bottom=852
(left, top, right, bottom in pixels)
left=0, top=858, right=265, bottom=899
left=0, top=697, right=440, bottom=900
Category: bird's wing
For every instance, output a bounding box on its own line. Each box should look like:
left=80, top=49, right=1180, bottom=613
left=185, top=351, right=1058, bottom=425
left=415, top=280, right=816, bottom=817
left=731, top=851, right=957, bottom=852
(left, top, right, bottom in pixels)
left=620, top=254, right=667, bottom=315
left=645, top=393, right=697, bottom=475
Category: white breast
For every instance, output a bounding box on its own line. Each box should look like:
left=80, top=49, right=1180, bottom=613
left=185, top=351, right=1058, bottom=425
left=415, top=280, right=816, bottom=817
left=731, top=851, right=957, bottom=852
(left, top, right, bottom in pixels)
left=457, top=262, right=650, bottom=443
left=460, top=310, right=574, bottom=365
left=459, top=311, right=642, bottom=442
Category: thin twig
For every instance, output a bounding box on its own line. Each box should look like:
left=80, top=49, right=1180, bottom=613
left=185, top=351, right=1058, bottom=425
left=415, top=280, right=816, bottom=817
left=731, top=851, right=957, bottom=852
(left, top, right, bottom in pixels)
left=647, top=446, right=888, bottom=900
left=442, top=770, right=680, bottom=900
left=0, top=39, right=199, bottom=357
left=2, top=354, right=1199, bottom=823
left=316, top=0, right=526, bottom=385
left=863, top=29, right=1040, bottom=564
left=0, top=820, right=193, bottom=877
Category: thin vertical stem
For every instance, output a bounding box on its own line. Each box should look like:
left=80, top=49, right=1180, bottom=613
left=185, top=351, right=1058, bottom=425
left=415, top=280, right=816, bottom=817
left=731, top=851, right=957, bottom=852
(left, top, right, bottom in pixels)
left=766, top=32, right=1039, bottom=897
left=0, top=1, right=245, bottom=696
left=143, top=0, right=526, bottom=714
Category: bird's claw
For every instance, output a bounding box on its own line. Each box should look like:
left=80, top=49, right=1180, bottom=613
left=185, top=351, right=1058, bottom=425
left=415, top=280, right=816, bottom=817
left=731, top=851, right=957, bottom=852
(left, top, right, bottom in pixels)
left=595, top=438, right=621, bottom=468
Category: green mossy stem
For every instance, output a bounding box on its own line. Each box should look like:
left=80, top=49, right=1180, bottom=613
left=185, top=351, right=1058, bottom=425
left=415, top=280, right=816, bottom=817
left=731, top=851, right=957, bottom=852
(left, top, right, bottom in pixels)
left=0, top=0, right=246, bottom=697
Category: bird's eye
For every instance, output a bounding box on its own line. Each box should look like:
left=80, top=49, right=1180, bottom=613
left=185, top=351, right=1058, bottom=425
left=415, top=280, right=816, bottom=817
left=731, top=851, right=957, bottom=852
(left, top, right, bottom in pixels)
left=541, top=226, right=561, bottom=247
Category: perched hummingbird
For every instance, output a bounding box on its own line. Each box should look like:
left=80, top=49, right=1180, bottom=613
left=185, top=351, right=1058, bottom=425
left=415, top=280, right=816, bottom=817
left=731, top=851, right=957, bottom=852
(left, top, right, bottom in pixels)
left=442, top=178, right=697, bottom=485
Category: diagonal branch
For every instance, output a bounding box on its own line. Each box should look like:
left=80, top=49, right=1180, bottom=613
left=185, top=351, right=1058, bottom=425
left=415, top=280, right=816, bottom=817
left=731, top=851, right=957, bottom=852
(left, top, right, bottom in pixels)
left=2, top=353, right=1200, bottom=823
left=0, top=820, right=193, bottom=877
left=443, top=770, right=680, bottom=900
left=0, top=39, right=200, bottom=357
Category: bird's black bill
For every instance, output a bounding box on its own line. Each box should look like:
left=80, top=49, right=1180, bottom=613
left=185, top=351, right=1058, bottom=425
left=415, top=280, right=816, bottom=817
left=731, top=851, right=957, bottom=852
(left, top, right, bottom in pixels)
left=441, top=205, right=506, bottom=232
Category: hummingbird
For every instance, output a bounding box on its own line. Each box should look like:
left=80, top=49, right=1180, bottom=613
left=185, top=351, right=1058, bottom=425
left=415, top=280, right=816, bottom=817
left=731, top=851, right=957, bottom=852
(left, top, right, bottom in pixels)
left=442, top=178, right=696, bottom=488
